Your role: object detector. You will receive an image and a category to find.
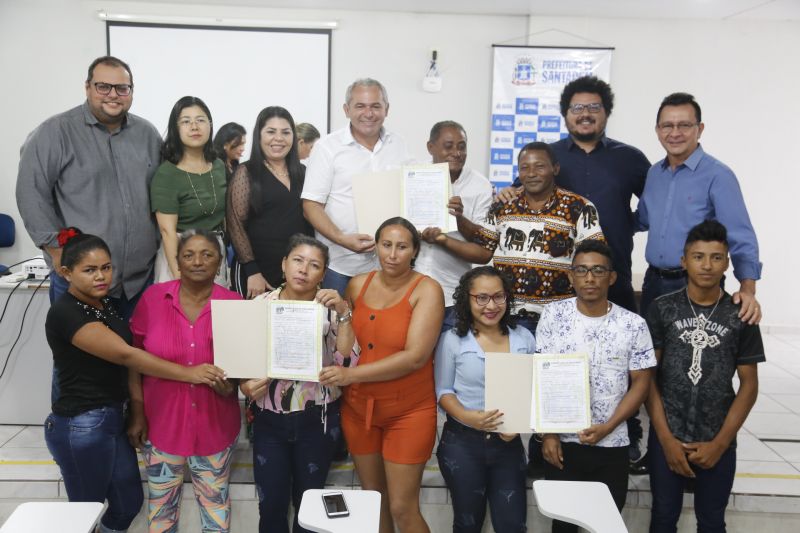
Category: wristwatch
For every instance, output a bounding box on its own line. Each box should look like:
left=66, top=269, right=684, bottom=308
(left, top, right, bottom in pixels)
left=337, top=309, right=353, bottom=324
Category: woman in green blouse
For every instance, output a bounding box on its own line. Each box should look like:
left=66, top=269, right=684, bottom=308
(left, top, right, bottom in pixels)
left=150, top=96, right=228, bottom=285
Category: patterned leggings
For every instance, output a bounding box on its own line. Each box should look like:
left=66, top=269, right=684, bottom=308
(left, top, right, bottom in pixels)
left=142, top=441, right=234, bottom=533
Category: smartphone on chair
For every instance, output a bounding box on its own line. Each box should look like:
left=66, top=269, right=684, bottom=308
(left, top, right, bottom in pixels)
left=322, top=491, right=349, bottom=518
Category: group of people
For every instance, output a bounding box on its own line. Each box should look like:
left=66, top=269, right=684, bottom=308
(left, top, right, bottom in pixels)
left=14, top=53, right=765, bottom=533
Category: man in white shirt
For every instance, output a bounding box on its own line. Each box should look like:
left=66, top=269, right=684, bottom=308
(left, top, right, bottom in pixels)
left=301, top=78, right=411, bottom=294
left=416, top=121, right=494, bottom=331
left=537, top=239, right=656, bottom=533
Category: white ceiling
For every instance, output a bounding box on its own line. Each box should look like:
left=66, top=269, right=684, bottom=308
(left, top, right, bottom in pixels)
left=111, top=0, right=800, bottom=21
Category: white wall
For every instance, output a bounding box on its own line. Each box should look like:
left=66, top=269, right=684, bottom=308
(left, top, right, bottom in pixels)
left=0, top=0, right=524, bottom=268
left=525, top=16, right=799, bottom=328
left=1, top=1, right=796, bottom=327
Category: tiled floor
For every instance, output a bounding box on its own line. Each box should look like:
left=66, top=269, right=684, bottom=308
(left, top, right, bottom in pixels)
left=1, top=331, right=799, bottom=531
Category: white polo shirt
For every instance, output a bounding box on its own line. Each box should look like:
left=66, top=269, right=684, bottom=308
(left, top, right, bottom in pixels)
left=414, top=167, right=494, bottom=307
left=301, top=125, right=411, bottom=276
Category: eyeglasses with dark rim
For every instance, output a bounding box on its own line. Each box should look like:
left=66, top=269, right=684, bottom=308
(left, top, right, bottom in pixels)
left=92, top=82, right=132, bottom=96
left=656, top=122, right=698, bottom=134
left=571, top=265, right=612, bottom=277
left=469, top=292, right=507, bottom=306
left=568, top=103, right=603, bottom=115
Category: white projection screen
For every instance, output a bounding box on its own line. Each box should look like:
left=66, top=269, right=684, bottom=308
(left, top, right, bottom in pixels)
left=107, top=23, right=331, bottom=154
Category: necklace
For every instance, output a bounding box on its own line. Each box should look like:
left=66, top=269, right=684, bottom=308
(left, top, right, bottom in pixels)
left=265, top=161, right=289, bottom=180
left=185, top=166, right=218, bottom=216
left=682, top=288, right=723, bottom=385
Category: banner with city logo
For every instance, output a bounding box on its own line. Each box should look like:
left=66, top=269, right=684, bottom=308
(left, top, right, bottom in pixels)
left=489, top=46, right=613, bottom=189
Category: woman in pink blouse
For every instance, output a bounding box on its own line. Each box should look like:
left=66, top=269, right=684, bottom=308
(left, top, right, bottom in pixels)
left=128, top=229, right=241, bottom=532
left=240, top=234, right=357, bottom=533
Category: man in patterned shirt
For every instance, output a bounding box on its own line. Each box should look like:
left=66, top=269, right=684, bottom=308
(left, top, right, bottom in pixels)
left=538, top=240, right=656, bottom=532
left=645, top=220, right=764, bottom=532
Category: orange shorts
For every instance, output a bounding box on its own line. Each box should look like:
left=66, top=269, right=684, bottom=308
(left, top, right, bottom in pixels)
left=341, top=385, right=437, bottom=465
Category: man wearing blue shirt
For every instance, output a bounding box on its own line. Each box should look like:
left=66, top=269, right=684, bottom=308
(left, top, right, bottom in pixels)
left=636, top=93, right=761, bottom=325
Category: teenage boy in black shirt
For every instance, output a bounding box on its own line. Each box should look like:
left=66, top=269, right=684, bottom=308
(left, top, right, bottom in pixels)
left=645, top=220, right=765, bottom=533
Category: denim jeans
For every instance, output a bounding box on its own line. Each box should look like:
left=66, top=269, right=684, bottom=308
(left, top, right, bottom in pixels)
left=639, top=267, right=688, bottom=320
left=648, top=431, right=736, bottom=533
left=441, top=306, right=457, bottom=334
left=543, top=442, right=629, bottom=533
left=321, top=269, right=351, bottom=297
left=252, top=401, right=342, bottom=533
left=44, top=405, right=143, bottom=532
left=437, top=419, right=528, bottom=533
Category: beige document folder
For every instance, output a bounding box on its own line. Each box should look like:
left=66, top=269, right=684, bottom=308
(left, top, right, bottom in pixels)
left=484, top=352, right=534, bottom=434
left=351, top=169, right=402, bottom=236
left=211, top=299, right=269, bottom=378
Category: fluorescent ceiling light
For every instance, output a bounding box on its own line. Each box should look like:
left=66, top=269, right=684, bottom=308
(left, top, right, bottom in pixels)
left=97, top=10, right=338, bottom=30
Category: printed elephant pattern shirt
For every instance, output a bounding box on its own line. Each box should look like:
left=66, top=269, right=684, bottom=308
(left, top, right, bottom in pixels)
left=476, top=187, right=604, bottom=314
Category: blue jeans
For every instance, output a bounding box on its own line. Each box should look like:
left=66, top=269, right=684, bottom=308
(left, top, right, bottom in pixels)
left=639, top=267, right=688, bottom=320
left=48, top=271, right=150, bottom=404
left=441, top=305, right=457, bottom=334
left=437, top=419, right=528, bottom=533
left=648, top=431, right=736, bottom=533
left=321, top=269, right=351, bottom=297
left=252, top=401, right=342, bottom=533
left=44, top=405, right=143, bottom=532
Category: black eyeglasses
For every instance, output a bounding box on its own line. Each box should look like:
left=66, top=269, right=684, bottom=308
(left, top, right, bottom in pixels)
left=572, top=265, right=612, bottom=277
left=657, top=122, right=698, bottom=134
left=92, top=82, right=133, bottom=96
left=568, top=103, right=603, bottom=115
left=469, top=292, right=507, bottom=306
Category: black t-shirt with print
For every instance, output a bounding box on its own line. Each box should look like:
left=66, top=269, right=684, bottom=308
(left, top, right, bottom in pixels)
left=647, top=289, right=765, bottom=445
left=45, top=293, right=130, bottom=417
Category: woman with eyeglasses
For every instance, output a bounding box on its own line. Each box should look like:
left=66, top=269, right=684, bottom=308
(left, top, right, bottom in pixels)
left=227, top=106, right=312, bottom=299
left=150, top=96, right=228, bottom=285
left=434, top=265, right=535, bottom=533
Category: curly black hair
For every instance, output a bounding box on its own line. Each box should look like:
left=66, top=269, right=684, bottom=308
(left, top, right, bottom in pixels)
left=452, top=266, right=515, bottom=337
left=559, top=75, right=614, bottom=118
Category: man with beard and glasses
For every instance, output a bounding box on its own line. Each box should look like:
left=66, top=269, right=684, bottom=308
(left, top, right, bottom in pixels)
left=497, top=76, right=652, bottom=474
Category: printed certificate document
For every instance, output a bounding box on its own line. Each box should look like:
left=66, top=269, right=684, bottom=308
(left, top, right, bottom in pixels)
left=530, top=353, right=591, bottom=433
left=352, top=169, right=402, bottom=236
left=267, top=300, right=324, bottom=381
left=211, top=299, right=323, bottom=380
left=401, top=163, right=452, bottom=231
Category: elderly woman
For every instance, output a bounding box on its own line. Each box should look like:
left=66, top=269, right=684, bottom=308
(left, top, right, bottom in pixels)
left=227, top=106, right=312, bottom=299
left=44, top=228, right=225, bottom=533
left=320, top=217, right=444, bottom=533
left=128, top=229, right=242, bottom=533
left=150, top=96, right=228, bottom=285
left=240, top=234, right=357, bottom=533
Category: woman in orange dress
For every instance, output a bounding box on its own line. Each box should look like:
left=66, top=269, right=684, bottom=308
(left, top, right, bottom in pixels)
left=320, top=216, right=444, bottom=533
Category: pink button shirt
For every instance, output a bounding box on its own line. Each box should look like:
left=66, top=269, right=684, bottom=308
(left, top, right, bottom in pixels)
left=130, top=280, right=241, bottom=456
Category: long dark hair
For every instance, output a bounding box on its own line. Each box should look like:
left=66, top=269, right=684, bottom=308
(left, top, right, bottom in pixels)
left=452, top=266, right=515, bottom=337
left=213, top=122, right=246, bottom=172
left=59, top=228, right=111, bottom=270
left=162, top=96, right=215, bottom=164
left=244, top=106, right=303, bottom=215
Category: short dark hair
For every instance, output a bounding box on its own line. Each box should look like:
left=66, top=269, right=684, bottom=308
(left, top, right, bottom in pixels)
left=284, top=234, right=330, bottom=269
left=86, top=56, right=133, bottom=85
left=374, top=217, right=420, bottom=268
left=560, top=76, right=614, bottom=118
left=177, top=229, right=222, bottom=257
left=684, top=220, right=728, bottom=253
left=212, top=122, right=246, bottom=166
left=519, top=141, right=558, bottom=166
left=452, top=266, right=515, bottom=337
left=573, top=239, right=614, bottom=270
left=295, top=123, right=321, bottom=144
left=657, top=92, right=702, bottom=125
left=60, top=228, right=111, bottom=270
left=429, top=120, right=466, bottom=143
left=162, top=96, right=216, bottom=164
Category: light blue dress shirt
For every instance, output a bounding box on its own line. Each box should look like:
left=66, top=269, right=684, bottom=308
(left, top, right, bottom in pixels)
left=434, top=326, right=536, bottom=416
left=636, top=145, right=761, bottom=281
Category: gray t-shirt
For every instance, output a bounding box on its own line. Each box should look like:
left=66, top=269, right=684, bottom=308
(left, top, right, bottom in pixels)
left=647, top=289, right=765, bottom=445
